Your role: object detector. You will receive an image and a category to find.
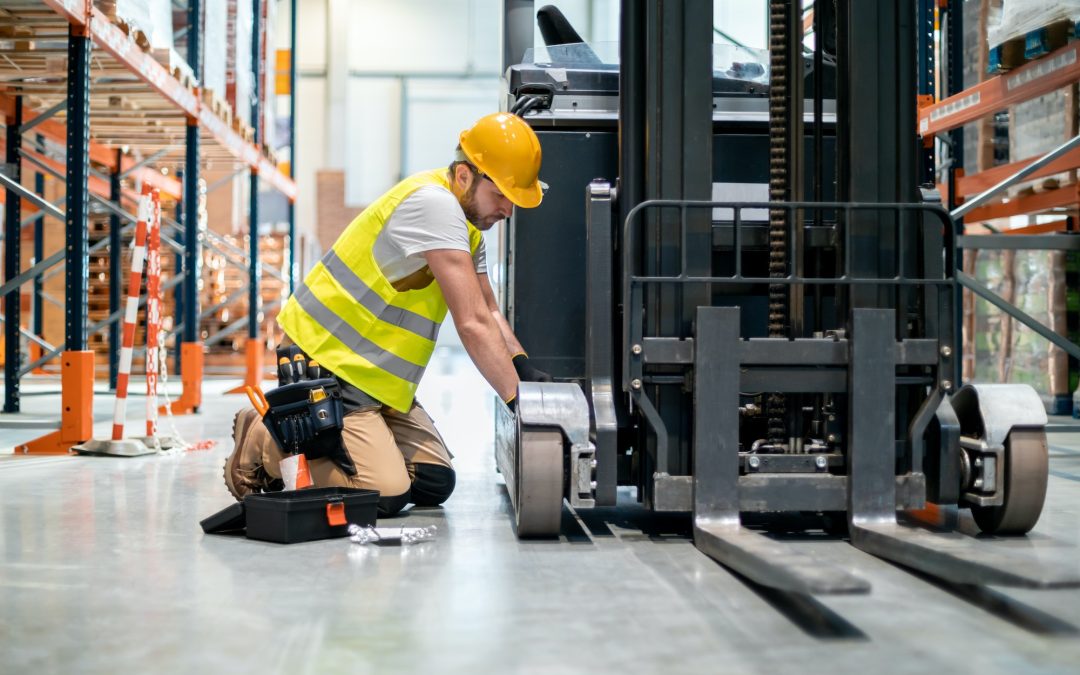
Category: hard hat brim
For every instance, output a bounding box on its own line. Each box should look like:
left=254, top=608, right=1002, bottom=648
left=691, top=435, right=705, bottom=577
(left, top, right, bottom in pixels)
left=499, top=179, right=543, bottom=209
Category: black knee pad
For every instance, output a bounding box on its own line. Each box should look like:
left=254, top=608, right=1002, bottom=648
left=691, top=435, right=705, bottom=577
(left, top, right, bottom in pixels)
left=378, top=490, right=411, bottom=518
left=411, top=464, right=456, bottom=506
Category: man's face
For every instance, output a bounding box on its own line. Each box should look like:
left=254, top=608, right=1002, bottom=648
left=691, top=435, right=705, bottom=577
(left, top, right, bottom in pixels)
left=458, top=168, right=514, bottom=230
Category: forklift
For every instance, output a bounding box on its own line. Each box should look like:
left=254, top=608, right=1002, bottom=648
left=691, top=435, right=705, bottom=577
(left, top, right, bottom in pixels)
left=494, top=1, right=1079, bottom=594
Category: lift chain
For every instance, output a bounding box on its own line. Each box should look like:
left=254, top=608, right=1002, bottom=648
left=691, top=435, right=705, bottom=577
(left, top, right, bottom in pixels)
left=767, top=0, right=791, bottom=448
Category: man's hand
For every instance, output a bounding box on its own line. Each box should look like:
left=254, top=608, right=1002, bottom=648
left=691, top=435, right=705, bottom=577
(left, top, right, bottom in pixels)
left=512, top=354, right=553, bottom=382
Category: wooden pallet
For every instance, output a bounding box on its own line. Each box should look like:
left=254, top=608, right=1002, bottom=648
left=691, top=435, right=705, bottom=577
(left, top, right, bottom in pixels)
left=0, top=24, right=34, bottom=51
left=151, top=48, right=197, bottom=90
left=230, top=116, right=256, bottom=144
left=988, top=19, right=1074, bottom=74
left=201, top=88, right=234, bottom=127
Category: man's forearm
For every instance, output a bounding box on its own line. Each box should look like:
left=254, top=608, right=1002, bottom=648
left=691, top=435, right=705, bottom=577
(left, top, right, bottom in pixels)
left=492, top=309, right=526, bottom=356
left=459, top=314, right=519, bottom=402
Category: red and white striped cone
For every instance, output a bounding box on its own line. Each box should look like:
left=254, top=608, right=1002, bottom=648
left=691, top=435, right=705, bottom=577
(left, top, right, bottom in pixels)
left=145, top=189, right=162, bottom=438
left=111, top=187, right=152, bottom=442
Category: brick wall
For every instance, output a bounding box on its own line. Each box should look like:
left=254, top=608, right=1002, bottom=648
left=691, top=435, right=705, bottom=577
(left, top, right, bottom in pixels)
left=1012, top=91, right=1069, bottom=160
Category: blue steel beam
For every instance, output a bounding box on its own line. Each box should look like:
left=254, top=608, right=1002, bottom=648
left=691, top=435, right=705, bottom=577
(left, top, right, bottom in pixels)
left=288, top=0, right=298, bottom=293
left=917, top=0, right=935, bottom=186
left=946, top=0, right=964, bottom=387
left=183, top=0, right=202, bottom=345
left=249, top=0, right=263, bottom=340
left=4, top=96, right=22, bottom=412
left=109, top=149, right=122, bottom=390
left=65, top=26, right=91, bottom=352
left=33, top=134, right=44, bottom=376
left=174, top=169, right=184, bottom=373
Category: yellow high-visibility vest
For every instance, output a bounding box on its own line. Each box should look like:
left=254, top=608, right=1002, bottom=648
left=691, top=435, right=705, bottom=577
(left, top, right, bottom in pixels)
left=277, top=169, right=483, bottom=412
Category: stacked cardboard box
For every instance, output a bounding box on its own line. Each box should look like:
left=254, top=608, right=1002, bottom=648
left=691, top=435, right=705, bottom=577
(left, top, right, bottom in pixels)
left=260, top=0, right=277, bottom=148
left=94, top=0, right=174, bottom=51
left=226, top=0, right=255, bottom=126
left=987, top=0, right=1080, bottom=71
left=203, top=0, right=229, bottom=96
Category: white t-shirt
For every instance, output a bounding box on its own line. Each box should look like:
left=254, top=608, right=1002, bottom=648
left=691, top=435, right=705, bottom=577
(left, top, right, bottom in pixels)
left=372, top=185, right=487, bottom=284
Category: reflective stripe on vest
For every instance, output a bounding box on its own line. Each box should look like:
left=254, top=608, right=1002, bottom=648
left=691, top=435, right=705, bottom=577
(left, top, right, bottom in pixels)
left=291, top=284, right=427, bottom=384
left=321, top=249, right=439, bottom=342
left=277, top=169, right=483, bottom=412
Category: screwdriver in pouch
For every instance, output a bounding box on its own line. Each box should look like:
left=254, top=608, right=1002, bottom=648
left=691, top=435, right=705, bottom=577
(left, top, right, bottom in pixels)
left=307, top=360, right=322, bottom=380
left=293, top=353, right=308, bottom=382
left=278, top=356, right=293, bottom=385
left=286, top=346, right=304, bottom=382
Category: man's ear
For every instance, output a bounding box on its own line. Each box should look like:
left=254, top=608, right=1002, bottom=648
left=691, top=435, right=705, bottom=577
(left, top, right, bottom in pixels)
left=454, top=164, right=473, bottom=192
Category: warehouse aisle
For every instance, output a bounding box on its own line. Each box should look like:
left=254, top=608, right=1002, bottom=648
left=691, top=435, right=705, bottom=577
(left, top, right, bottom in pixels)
left=2, top=348, right=1080, bottom=673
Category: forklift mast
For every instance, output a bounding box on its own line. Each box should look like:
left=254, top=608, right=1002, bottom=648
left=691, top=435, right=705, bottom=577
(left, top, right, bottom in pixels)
left=495, top=1, right=1076, bottom=595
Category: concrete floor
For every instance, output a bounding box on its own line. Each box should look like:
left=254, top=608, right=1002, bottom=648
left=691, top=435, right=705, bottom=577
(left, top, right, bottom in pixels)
left=2, top=347, right=1080, bottom=673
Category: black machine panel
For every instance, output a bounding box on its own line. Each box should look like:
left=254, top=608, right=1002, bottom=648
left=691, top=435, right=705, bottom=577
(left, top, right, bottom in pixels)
left=508, top=128, right=835, bottom=379
left=506, top=130, right=617, bottom=381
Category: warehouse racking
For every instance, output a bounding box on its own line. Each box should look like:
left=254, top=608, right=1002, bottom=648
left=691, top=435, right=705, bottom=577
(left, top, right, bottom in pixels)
left=919, top=0, right=1080, bottom=407
left=0, top=0, right=297, bottom=452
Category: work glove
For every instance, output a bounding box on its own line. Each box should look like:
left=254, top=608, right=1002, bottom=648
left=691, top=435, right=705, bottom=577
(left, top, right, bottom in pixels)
left=512, top=353, right=553, bottom=383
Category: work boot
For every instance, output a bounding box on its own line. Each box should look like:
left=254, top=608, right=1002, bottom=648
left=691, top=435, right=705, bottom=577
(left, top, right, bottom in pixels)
left=223, top=408, right=279, bottom=500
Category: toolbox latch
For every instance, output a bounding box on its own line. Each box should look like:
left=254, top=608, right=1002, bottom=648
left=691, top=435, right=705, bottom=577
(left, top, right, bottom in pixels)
left=326, top=501, right=346, bottom=526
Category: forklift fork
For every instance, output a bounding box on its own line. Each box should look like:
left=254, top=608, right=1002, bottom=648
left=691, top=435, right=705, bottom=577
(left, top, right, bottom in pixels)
left=693, top=306, right=1080, bottom=594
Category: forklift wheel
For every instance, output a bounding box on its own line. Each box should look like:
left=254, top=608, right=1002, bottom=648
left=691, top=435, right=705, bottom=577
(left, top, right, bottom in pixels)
left=970, top=429, right=1048, bottom=535
left=514, top=428, right=564, bottom=538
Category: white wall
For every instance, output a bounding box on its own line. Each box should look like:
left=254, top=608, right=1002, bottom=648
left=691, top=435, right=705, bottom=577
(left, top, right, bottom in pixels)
left=289, top=0, right=770, bottom=257
left=286, top=0, right=509, bottom=353
left=347, top=0, right=501, bottom=74
left=403, top=79, right=502, bottom=175
left=291, top=0, right=328, bottom=247
left=338, top=0, right=503, bottom=205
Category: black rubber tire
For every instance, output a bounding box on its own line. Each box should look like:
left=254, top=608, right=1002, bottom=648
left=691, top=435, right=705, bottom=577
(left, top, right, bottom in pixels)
left=970, top=429, right=1048, bottom=535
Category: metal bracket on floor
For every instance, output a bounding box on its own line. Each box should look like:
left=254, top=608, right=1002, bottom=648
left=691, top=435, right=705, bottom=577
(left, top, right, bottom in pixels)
left=15, top=351, right=94, bottom=455
left=161, top=341, right=204, bottom=414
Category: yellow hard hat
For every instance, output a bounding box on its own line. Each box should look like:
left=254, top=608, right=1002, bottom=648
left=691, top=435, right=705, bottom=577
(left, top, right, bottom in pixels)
left=459, top=113, right=544, bottom=208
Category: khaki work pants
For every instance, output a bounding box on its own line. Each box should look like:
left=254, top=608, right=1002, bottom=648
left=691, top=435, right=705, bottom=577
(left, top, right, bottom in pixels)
left=242, top=400, right=454, bottom=506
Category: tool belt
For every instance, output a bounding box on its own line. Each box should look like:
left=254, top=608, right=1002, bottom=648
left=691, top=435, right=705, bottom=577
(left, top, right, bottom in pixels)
left=244, top=345, right=359, bottom=476
left=249, top=378, right=358, bottom=476
left=264, top=378, right=342, bottom=453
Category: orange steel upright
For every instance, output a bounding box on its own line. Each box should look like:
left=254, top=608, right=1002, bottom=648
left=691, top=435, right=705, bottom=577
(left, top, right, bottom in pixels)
left=226, top=338, right=265, bottom=394
left=162, top=342, right=204, bottom=413
left=16, top=351, right=94, bottom=454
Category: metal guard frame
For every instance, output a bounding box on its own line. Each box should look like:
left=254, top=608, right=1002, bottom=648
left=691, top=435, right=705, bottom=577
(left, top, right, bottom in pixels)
left=621, top=199, right=958, bottom=395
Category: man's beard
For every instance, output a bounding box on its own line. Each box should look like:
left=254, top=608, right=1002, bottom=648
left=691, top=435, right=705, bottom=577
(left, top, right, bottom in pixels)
left=459, top=179, right=483, bottom=225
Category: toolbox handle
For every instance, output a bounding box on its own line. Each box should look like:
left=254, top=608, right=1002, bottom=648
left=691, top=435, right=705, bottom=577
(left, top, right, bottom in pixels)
left=326, top=502, right=346, bottom=527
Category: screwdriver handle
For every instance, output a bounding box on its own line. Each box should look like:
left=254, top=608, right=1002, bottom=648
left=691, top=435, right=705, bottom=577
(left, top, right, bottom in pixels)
left=307, top=360, right=322, bottom=380
left=292, top=353, right=308, bottom=382
left=278, top=356, right=293, bottom=385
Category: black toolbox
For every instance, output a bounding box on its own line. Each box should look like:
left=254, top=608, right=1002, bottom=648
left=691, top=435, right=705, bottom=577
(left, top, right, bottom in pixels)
left=201, top=487, right=379, bottom=544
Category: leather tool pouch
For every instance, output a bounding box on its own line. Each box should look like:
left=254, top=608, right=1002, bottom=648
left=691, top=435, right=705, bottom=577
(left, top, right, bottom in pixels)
left=262, top=379, right=356, bottom=475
